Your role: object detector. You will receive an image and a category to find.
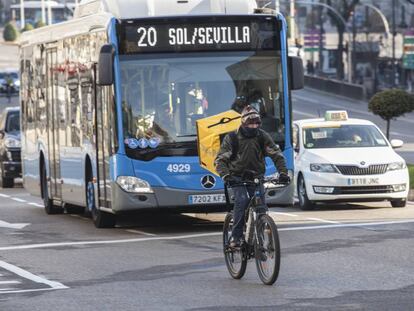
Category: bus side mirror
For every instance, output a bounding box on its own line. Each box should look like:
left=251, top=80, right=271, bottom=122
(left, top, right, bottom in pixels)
left=98, top=44, right=115, bottom=86
left=288, top=56, right=304, bottom=90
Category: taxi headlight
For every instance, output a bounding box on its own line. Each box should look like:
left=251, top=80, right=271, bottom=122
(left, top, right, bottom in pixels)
left=387, top=162, right=406, bottom=171
left=310, top=164, right=338, bottom=173
left=5, top=137, right=21, bottom=148
left=116, top=176, right=153, bottom=193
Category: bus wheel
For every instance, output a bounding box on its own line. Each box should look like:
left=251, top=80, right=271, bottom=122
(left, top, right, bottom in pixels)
left=87, top=179, right=115, bottom=228
left=41, top=163, right=62, bottom=214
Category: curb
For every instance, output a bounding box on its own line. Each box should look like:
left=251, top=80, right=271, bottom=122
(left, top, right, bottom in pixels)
left=0, top=41, right=20, bottom=46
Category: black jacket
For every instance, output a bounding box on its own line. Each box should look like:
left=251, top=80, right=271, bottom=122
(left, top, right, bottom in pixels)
left=215, top=128, right=288, bottom=178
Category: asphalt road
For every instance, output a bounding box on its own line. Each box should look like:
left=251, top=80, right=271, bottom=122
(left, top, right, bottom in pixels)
left=1, top=184, right=414, bottom=310
left=292, top=88, right=414, bottom=164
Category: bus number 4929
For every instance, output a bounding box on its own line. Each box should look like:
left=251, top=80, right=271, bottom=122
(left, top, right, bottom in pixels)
left=167, top=164, right=191, bottom=173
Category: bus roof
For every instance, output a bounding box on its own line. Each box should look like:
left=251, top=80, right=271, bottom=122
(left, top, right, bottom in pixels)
left=75, top=0, right=257, bottom=19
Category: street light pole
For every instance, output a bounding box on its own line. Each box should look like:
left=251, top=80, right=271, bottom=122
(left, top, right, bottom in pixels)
left=290, top=0, right=295, bottom=42
left=20, top=0, right=25, bottom=29
left=392, top=0, right=397, bottom=87
left=41, top=0, right=46, bottom=23
left=47, top=0, right=52, bottom=25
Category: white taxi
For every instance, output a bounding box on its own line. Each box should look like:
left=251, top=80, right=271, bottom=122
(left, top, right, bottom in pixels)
left=293, top=111, right=409, bottom=210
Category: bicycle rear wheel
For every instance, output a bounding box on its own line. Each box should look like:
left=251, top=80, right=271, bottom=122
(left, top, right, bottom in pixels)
left=254, top=214, right=281, bottom=285
left=223, top=212, right=247, bottom=279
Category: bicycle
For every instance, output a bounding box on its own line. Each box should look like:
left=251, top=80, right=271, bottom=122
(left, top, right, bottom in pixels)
left=222, top=176, right=289, bottom=285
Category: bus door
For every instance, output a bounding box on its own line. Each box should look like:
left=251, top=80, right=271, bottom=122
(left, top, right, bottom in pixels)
left=94, top=65, right=107, bottom=208
left=46, top=48, right=62, bottom=201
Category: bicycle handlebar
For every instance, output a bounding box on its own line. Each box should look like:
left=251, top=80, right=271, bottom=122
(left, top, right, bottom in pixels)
left=226, top=177, right=290, bottom=188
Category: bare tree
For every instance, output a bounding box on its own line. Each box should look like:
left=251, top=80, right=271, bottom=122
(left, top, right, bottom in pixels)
left=325, top=0, right=360, bottom=80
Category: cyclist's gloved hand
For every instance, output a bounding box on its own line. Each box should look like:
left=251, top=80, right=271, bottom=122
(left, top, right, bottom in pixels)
left=223, top=174, right=237, bottom=185
left=278, top=173, right=290, bottom=184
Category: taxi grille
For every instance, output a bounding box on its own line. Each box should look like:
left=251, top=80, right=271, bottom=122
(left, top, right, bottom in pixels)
left=336, top=164, right=387, bottom=175
left=333, top=185, right=393, bottom=195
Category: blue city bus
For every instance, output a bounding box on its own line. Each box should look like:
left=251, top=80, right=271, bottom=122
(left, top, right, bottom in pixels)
left=19, top=0, right=303, bottom=228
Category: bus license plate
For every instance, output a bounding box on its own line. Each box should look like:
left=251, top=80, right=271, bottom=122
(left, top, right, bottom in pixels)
left=188, top=194, right=226, bottom=205
left=348, top=178, right=380, bottom=186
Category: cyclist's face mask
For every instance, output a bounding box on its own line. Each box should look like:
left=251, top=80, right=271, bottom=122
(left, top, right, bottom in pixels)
left=241, top=123, right=260, bottom=137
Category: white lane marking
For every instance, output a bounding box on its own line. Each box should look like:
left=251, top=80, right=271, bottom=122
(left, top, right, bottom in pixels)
left=292, top=109, right=316, bottom=118
left=0, top=194, right=10, bottom=198
left=125, top=229, right=157, bottom=237
left=0, top=220, right=30, bottom=230
left=11, top=198, right=27, bottom=203
left=0, top=288, right=66, bottom=294
left=0, top=288, right=18, bottom=291
left=270, top=212, right=299, bottom=217
left=0, top=260, right=68, bottom=292
left=2, top=219, right=414, bottom=251
left=28, top=202, right=43, bottom=207
left=0, top=281, right=21, bottom=285
left=0, top=232, right=222, bottom=251
left=307, top=217, right=340, bottom=224
left=278, top=219, right=414, bottom=231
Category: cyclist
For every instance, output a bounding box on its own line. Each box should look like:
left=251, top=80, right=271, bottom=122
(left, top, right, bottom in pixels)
left=215, top=105, right=290, bottom=247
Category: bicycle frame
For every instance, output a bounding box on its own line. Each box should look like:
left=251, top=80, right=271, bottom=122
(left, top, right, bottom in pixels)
left=224, top=180, right=267, bottom=258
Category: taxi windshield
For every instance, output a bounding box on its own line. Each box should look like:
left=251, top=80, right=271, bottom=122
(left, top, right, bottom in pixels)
left=303, top=125, right=388, bottom=149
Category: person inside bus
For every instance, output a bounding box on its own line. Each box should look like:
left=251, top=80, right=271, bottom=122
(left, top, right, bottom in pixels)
left=231, top=95, right=248, bottom=113
left=215, top=106, right=290, bottom=248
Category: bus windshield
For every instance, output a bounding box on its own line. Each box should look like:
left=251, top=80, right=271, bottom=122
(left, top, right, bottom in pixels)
left=120, top=51, right=285, bottom=153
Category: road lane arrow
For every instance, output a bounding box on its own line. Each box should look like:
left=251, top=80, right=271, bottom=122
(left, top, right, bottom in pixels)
left=0, top=220, right=30, bottom=229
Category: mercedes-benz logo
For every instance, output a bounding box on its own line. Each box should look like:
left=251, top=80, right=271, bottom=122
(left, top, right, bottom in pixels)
left=360, top=161, right=366, bottom=166
left=201, top=175, right=216, bottom=189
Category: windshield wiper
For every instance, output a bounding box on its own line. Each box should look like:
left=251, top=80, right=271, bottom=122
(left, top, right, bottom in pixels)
left=175, top=134, right=197, bottom=137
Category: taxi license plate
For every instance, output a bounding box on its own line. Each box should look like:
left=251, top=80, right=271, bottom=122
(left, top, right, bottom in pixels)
left=188, top=194, right=226, bottom=205
left=347, top=178, right=380, bottom=186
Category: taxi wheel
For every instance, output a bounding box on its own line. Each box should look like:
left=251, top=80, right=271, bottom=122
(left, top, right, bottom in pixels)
left=297, top=175, right=314, bottom=211
left=390, top=199, right=406, bottom=208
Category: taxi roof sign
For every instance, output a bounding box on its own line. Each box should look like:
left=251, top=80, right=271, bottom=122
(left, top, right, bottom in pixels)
left=324, top=110, right=348, bottom=121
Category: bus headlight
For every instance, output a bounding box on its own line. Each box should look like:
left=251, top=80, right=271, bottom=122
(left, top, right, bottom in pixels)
left=116, top=176, right=153, bottom=193
left=5, top=137, right=21, bottom=148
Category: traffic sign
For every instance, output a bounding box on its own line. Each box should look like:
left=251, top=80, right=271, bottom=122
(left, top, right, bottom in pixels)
left=403, top=29, right=414, bottom=69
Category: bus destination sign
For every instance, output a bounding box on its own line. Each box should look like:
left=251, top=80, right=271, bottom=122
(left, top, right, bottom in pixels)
left=118, top=16, right=279, bottom=54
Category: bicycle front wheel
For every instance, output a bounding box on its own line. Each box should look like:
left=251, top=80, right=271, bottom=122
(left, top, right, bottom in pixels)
left=254, top=214, right=281, bottom=285
left=223, top=212, right=247, bottom=280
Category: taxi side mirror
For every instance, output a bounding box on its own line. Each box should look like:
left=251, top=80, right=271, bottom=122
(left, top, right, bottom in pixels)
left=390, top=139, right=404, bottom=149
left=98, top=44, right=115, bottom=86
left=288, top=56, right=304, bottom=90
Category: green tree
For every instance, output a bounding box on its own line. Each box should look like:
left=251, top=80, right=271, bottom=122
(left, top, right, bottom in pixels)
left=3, top=22, right=18, bottom=41
left=368, top=89, right=414, bottom=139
left=35, top=20, right=46, bottom=28
left=21, top=23, right=34, bottom=32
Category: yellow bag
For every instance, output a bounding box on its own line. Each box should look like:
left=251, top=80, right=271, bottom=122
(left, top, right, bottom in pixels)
left=196, top=110, right=241, bottom=176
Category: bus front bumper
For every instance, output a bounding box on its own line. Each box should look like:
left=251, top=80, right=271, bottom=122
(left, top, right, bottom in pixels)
left=111, top=182, right=294, bottom=213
